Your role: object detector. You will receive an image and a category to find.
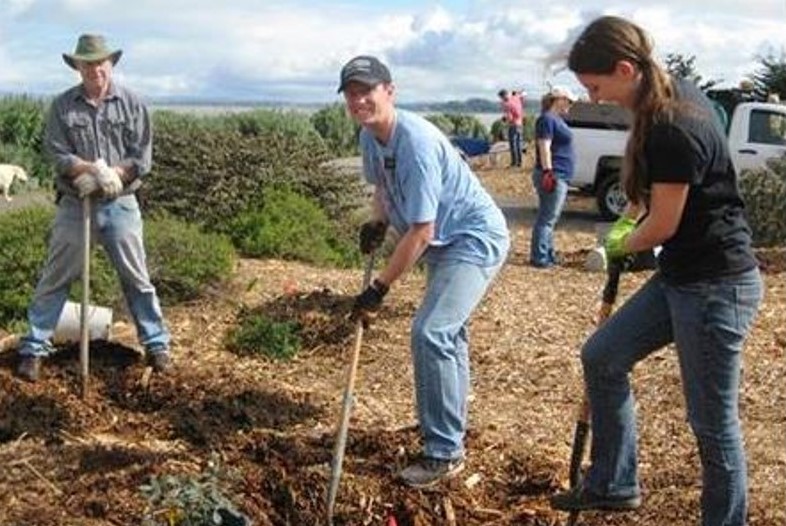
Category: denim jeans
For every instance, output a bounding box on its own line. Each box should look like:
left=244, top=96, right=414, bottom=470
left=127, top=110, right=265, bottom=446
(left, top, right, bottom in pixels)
left=508, top=125, right=523, bottom=167
left=582, top=268, right=762, bottom=526
left=411, top=259, right=503, bottom=461
left=19, top=194, right=170, bottom=357
left=530, top=169, right=568, bottom=267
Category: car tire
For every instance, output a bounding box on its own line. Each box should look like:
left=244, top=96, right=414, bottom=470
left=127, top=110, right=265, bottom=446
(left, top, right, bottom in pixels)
left=596, top=173, right=627, bottom=220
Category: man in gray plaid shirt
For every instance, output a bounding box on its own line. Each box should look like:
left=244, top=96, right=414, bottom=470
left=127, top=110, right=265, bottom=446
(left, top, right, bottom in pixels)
left=16, top=33, right=171, bottom=382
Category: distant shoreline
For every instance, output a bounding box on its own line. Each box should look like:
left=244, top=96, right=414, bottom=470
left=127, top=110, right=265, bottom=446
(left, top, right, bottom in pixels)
left=151, top=103, right=503, bottom=128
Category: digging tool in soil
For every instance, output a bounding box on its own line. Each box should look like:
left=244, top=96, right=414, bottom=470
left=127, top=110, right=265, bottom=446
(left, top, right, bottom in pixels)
left=80, top=197, right=91, bottom=399
left=326, top=253, right=376, bottom=525
left=565, top=257, right=625, bottom=526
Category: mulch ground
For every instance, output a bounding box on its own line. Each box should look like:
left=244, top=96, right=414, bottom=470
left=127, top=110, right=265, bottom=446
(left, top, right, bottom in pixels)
left=1, top=157, right=784, bottom=526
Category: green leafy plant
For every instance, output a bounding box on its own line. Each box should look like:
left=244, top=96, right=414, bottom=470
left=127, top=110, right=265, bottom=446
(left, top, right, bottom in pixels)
left=227, top=309, right=301, bottom=360
left=140, top=454, right=247, bottom=526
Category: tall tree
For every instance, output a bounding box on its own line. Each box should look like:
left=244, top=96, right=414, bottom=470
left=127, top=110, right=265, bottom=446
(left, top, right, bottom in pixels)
left=751, top=50, right=786, bottom=101
left=664, top=52, right=720, bottom=91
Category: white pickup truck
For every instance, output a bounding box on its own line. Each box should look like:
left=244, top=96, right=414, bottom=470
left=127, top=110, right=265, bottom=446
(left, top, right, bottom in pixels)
left=568, top=100, right=786, bottom=219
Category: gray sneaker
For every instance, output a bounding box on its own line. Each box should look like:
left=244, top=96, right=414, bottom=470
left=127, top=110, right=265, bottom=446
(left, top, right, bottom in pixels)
left=147, top=350, right=172, bottom=373
left=398, top=457, right=465, bottom=489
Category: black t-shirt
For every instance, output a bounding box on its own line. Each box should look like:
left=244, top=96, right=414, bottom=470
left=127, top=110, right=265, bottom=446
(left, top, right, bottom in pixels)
left=645, top=80, right=757, bottom=283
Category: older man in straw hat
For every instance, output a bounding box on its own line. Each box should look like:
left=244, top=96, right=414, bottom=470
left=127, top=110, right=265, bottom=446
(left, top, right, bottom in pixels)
left=15, top=33, right=171, bottom=382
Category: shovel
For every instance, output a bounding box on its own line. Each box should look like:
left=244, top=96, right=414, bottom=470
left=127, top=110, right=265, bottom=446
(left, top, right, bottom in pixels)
left=80, top=196, right=91, bottom=399
left=566, top=258, right=625, bottom=526
left=326, top=253, right=376, bottom=525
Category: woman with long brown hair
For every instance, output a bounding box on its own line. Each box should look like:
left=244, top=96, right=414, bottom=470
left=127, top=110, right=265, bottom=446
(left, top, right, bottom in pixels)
left=550, top=16, right=762, bottom=526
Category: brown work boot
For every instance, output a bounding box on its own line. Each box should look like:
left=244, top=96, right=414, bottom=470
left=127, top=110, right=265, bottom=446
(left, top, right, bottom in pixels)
left=16, top=355, right=42, bottom=382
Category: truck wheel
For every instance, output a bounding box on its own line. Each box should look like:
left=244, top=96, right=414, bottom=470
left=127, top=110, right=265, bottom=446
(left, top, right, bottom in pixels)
left=596, top=174, right=627, bottom=220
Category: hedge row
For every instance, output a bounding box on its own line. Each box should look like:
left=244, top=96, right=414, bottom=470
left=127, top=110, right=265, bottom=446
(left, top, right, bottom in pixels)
left=0, top=206, right=235, bottom=329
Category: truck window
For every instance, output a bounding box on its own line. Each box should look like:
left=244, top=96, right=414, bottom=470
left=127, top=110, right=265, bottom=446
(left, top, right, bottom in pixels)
left=748, top=109, right=786, bottom=145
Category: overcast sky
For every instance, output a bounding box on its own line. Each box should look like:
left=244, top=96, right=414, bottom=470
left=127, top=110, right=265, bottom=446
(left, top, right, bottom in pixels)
left=1, top=0, right=784, bottom=104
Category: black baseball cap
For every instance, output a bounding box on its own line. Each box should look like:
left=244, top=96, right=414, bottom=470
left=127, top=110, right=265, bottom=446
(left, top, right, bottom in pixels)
left=337, top=55, right=392, bottom=93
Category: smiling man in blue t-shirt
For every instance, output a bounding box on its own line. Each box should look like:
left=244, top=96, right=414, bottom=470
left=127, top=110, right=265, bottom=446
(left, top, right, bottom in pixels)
left=338, top=55, right=510, bottom=489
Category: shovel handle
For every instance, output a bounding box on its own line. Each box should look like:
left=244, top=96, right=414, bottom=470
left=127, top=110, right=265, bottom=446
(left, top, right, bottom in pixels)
left=80, top=197, right=91, bottom=399
left=565, top=258, right=626, bottom=525
left=326, top=253, right=376, bottom=524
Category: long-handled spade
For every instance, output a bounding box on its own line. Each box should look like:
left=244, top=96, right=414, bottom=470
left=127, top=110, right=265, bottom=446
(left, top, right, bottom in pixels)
left=326, top=253, right=376, bottom=526
left=566, top=258, right=626, bottom=526
left=80, top=196, right=91, bottom=399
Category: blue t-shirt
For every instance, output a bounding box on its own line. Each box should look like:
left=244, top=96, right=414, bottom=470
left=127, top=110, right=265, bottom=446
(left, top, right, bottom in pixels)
left=535, top=111, right=575, bottom=180
left=360, top=109, right=509, bottom=267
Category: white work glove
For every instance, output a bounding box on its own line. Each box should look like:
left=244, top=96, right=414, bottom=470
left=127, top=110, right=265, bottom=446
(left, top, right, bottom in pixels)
left=72, top=173, right=100, bottom=198
left=94, top=158, right=123, bottom=199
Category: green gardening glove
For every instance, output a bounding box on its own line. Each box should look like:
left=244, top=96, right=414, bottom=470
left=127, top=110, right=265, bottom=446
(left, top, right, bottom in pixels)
left=605, top=216, right=637, bottom=260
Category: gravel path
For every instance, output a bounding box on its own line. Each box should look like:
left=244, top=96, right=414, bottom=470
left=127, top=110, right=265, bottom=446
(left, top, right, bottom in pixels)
left=0, top=189, right=55, bottom=214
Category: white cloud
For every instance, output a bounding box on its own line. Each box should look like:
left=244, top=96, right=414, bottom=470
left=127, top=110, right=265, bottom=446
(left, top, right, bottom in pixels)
left=0, top=0, right=784, bottom=102
left=62, top=0, right=110, bottom=11
left=0, top=0, right=35, bottom=16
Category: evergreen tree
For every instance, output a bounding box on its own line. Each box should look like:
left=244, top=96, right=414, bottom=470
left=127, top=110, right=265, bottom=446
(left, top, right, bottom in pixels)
left=751, top=50, right=786, bottom=101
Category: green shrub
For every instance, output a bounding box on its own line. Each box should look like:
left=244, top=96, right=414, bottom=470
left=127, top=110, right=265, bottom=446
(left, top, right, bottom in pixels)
left=739, top=154, right=786, bottom=247
left=0, top=207, right=52, bottom=325
left=145, top=212, right=236, bottom=303
left=0, top=95, right=46, bottom=151
left=490, top=118, right=507, bottom=142
left=426, top=113, right=488, bottom=140
left=229, top=187, right=357, bottom=266
left=0, top=206, right=118, bottom=327
left=0, top=206, right=235, bottom=329
left=490, top=116, right=536, bottom=143
left=143, top=110, right=366, bottom=237
left=310, top=102, right=359, bottom=157
left=0, top=95, right=51, bottom=188
left=425, top=114, right=454, bottom=137
left=227, top=309, right=301, bottom=360
left=221, top=109, right=320, bottom=139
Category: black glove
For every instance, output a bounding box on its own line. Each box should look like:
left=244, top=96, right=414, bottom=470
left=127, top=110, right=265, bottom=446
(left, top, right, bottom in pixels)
left=359, top=220, right=388, bottom=254
left=351, top=279, right=389, bottom=325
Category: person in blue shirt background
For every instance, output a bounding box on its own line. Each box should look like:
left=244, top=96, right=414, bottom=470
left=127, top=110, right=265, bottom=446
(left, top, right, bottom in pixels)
left=530, top=86, right=576, bottom=268
left=338, top=55, right=510, bottom=489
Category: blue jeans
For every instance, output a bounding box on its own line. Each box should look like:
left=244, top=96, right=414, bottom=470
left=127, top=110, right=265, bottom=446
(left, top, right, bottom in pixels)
left=530, top=169, right=568, bottom=267
left=19, top=194, right=170, bottom=357
left=411, top=259, right=503, bottom=460
left=582, top=269, right=762, bottom=526
left=508, top=125, right=523, bottom=167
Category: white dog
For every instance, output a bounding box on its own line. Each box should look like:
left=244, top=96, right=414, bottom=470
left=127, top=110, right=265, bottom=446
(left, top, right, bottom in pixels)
left=0, top=164, right=29, bottom=201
